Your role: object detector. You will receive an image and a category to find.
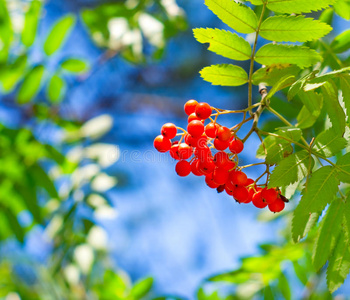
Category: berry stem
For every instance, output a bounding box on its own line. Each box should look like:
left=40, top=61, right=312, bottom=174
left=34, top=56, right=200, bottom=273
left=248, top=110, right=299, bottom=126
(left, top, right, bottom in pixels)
left=248, top=2, right=267, bottom=115
left=240, top=162, right=266, bottom=169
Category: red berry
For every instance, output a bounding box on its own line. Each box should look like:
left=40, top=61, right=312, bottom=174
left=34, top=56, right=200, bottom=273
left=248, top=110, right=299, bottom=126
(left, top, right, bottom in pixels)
left=229, top=138, right=244, bottom=154
left=214, top=138, right=229, bottom=150
left=261, top=188, right=278, bottom=204
left=154, top=135, right=171, bottom=152
left=170, top=144, right=180, bottom=160
left=217, top=185, right=226, bottom=193
left=205, top=123, right=219, bottom=138
left=191, top=160, right=203, bottom=176
left=198, top=159, right=215, bottom=175
left=213, top=152, right=235, bottom=170
left=195, top=102, right=212, bottom=120
left=232, top=186, right=249, bottom=203
left=178, top=143, right=193, bottom=159
left=205, top=173, right=219, bottom=188
left=252, top=190, right=267, bottom=208
left=217, top=126, right=231, bottom=142
left=184, top=100, right=198, bottom=115
left=175, top=160, right=191, bottom=177
left=244, top=178, right=255, bottom=187
left=246, top=188, right=254, bottom=204
left=225, top=185, right=233, bottom=196
left=268, top=197, right=285, bottom=213
left=188, top=113, right=202, bottom=123
left=212, top=167, right=229, bottom=185
left=229, top=170, right=248, bottom=186
left=161, top=123, right=177, bottom=139
left=187, top=120, right=204, bottom=138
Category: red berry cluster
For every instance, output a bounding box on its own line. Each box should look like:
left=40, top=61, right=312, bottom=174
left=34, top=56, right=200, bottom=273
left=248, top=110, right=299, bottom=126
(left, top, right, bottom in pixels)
left=154, top=100, right=287, bottom=213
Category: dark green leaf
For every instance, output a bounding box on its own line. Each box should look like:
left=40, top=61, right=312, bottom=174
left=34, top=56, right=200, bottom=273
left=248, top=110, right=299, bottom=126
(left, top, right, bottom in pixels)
left=268, top=150, right=313, bottom=188
left=336, top=152, right=350, bottom=183
left=326, top=232, right=350, bottom=292
left=278, top=273, right=291, bottom=300
left=313, top=200, right=344, bottom=270
left=340, top=75, right=350, bottom=121
left=313, top=129, right=347, bottom=158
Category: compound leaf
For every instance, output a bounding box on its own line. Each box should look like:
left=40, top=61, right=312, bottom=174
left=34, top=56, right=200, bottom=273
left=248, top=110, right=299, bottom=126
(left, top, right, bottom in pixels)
left=193, top=28, right=251, bottom=61
left=200, top=64, right=248, bottom=86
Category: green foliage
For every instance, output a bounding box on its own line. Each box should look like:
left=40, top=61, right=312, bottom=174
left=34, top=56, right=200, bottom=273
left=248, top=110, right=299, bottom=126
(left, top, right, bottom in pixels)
left=44, top=14, right=76, bottom=56
left=255, top=44, right=322, bottom=68
left=61, top=58, right=90, bottom=73
left=17, top=65, right=45, bottom=103
left=205, top=0, right=258, bottom=34
left=193, top=28, right=251, bottom=61
left=200, top=64, right=248, bottom=86
left=47, top=74, right=66, bottom=103
left=21, top=0, right=42, bottom=47
left=260, top=16, right=332, bottom=42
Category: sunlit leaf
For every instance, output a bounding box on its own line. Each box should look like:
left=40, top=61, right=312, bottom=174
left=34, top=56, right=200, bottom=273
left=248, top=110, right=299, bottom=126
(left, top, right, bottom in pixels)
left=21, top=0, right=42, bottom=47
left=200, top=64, right=248, bottom=86
left=17, top=65, right=45, bottom=104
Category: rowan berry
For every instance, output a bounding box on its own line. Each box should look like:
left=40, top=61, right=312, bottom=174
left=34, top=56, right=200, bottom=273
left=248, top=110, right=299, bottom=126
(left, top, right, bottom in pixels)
left=213, top=152, right=235, bottom=170
left=184, top=99, right=198, bottom=115
left=154, top=135, right=171, bottom=152
left=178, top=143, right=193, bottom=159
left=244, top=178, right=255, bottom=187
left=217, top=126, right=231, bottom=142
left=246, top=188, right=254, bottom=204
left=195, top=102, right=212, bottom=120
left=205, top=173, right=220, bottom=188
left=175, top=160, right=191, bottom=177
left=191, top=159, right=203, bottom=176
left=188, top=113, right=202, bottom=123
left=205, top=123, right=219, bottom=138
left=198, top=159, right=215, bottom=174
left=225, top=185, right=233, bottom=196
left=268, top=197, right=285, bottom=213
left=161, top=123, right=177, bottom=139
left=252, top=190, right=267, bottom=208
left=261, top=188, right=278, bottom=204
left=214, top=138, right=229, bottom=150
left=217, top=185, right=225, bottom=193
left=187, top=120, right=204, bottom=138
left=229, top=170, right=248, bottom=186
left=170, top=144, right=180, bottom=160
left=194, top=145, right=211, bottom=159
left=229, top=138, right=244, bottom=154
left=212, top=167, right=229, bottom=185
left=232, top=186, right=249, bottom=203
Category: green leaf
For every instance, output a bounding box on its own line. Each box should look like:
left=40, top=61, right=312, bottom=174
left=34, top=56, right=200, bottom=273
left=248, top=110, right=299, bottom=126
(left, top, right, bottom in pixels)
left=340, top=75, right=350, bottom=121
left=264, top=0, right=337, bottom=14
left=21, top=0, right=42, bottom=47
left=278, top=273, right=291, bottom=300
left=256, top=134, right=290, bottom=160
left=312, top=129, right=347, bottom=158
left=268, top=150, right=312, bottom=188
left=29, top=164, right=58, bottom=198
left=61, top=58, right=90, bottom=73
left=326, top=232, right=350, bottom=292
left=17, top=65, right=45, bottom=104
left=299, top=166, right=339, bottom=214
left=252, top=65, right=300, bottom=87
left=15, top=184, right=42, bottom=224
left=0, top=55, right=27, bottom=92
left=200, top=64, right=248, bottom=86
left=292, top=166, right=339, bottom=242
left=255, top=44, right=322, bottom=68
left=47, top=74, right=66, bottom=103
left=277, top=127, right=302, bottom=142
left=265, top=144, right=293, bottom=165
left=260, top=16, right=331, bottom=43
left=297, top=91, right=323, bottom=118
left=336, top=152, right=350, bottom=183
left=204, top=0, right=258, bottom=34
left=296, top=106, right=319, bottom=129
left=193, top=28, right=251, bottom=61
left=130, top=277, right=153, bottom=299
left=1, top=206, right=24, bottom=243
left=331, top=30, right=350, bottom=53
left=44, top=14, right=76, bottom=56
left=344, top=193, right=350, bottom=239
left=333, top=0, right=350, bottom=20
left=321, top=81, right=346, bottom=135
left=265, top=75, right=296, bottom=100
left=293, top=262, right=309, bottom=285
left=313, top=200, right=344, bottom=270
left=288, top=70, right=319, bottom=101
left=292, top=212, right=320, bottom=243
